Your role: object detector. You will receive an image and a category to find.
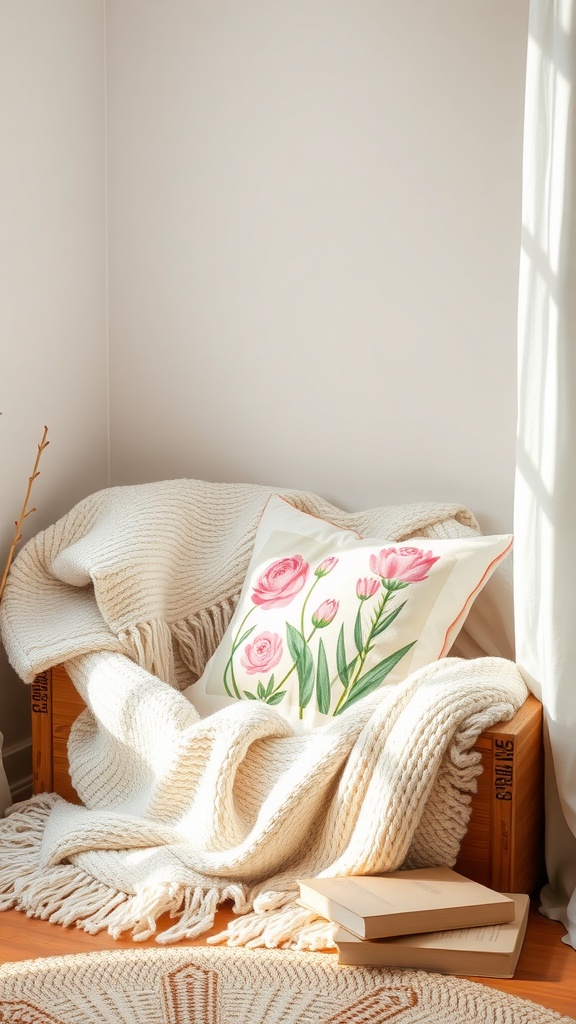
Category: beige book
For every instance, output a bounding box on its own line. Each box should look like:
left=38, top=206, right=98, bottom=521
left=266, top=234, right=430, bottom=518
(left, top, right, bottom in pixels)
left=297, top=867, right=516, bottom=940
left=335, top=892, right=530, bottom=978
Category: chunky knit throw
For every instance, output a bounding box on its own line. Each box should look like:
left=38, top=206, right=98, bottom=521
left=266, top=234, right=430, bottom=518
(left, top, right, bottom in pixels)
left=0, top=480, right=528, bottom=947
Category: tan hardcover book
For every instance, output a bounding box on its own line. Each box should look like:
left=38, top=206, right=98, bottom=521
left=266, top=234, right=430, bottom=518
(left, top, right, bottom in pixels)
left=297, top=867, right=515, bottom=940
left=335, top=892, right=530, bottom=978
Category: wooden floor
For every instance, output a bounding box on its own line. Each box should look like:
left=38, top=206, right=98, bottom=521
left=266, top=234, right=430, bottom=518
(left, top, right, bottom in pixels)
left=1, top=903, right=575, bottom=1018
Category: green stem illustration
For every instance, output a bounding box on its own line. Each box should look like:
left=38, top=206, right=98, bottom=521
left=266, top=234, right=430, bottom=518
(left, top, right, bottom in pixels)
left=300, top=575, right=320, bottom=637
left=333, top=587, right=392, bottom=715
left=223, top=606, right=256, bottom=699
left=271, top=623, right=318, bottom=696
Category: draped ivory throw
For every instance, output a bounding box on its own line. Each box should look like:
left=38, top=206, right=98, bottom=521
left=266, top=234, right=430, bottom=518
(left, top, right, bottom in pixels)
left=0, top=480, right=527, bottom=947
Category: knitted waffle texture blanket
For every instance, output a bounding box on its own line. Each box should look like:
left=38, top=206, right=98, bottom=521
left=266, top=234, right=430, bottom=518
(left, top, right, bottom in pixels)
left=0, top=479, right=527, bottom=947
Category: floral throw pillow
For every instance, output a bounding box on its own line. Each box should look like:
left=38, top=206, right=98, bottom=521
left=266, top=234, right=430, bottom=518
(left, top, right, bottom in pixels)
left=188, top=497, right=513, bottom=730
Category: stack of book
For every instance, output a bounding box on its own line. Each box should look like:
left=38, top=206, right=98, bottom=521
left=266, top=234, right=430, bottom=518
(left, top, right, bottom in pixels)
left=297, top=866, right=530, bottom=978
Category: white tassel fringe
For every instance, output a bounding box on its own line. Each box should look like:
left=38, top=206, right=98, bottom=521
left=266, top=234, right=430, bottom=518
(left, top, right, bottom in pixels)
left=1, top=796, right=325, bottom=948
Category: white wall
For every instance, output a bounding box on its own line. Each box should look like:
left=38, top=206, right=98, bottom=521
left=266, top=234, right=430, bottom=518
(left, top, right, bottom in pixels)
left=106, top=0, right=529, bottom=535
left=0, top=1, right=109, bottom=795
left=0, top=0, right=529, bottom=798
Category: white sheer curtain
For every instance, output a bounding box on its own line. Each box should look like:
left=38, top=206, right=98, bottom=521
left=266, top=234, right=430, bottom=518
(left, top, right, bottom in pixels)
left=514, top=0, right=576, bottom=949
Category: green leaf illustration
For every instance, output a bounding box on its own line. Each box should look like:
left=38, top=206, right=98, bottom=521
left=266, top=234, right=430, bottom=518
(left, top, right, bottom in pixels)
left=286, top=622, right=315, bottom=709
left=353, top=604, right=364, bottom=654
left=243, top=690, right=258, bottom=700
left=335, top=640, right=417, bottom=714
left=371, top=601, right=407, bottom=639
left=237, top=625, right=257, bottom=646
left=257, top=681, right=266, bottom=699
left=267, top=690, right=287, bottom=705
left=336, top=624, right=349, bottom=686
left=316, top=637, right=331, bottom=715
left=336, top=626, right=358, bottom=687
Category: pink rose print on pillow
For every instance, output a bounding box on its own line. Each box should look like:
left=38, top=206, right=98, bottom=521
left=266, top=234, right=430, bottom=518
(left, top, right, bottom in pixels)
left=225, top=542, right=443, bottom=717
left=251, top=555, right=310, bottom=609
left=240, top=632, right=283, bottom=675
left=370, top=546, right=439, bottom=585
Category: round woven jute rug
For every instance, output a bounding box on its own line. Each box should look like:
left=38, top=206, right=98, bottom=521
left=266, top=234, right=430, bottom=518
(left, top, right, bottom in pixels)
left=0, top=946, right=574, bottom=1024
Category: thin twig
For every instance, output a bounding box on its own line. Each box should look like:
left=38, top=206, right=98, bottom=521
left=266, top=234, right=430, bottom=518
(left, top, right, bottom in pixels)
left=0, top=426, right=50, bottom=603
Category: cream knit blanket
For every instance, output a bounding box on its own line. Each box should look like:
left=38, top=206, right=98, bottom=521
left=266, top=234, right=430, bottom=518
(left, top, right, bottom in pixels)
left=0, top=480, right=527, bottom=947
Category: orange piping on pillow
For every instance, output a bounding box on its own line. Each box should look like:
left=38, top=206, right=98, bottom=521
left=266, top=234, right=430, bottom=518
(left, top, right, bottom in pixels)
left=437, top=536, right=514, bottom=659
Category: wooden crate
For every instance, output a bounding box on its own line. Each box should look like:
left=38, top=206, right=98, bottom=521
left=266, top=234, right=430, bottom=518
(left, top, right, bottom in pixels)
left=31, top=668, right=545, bottom=893
left=31, top=665, right=84, bottom=804
left=455, top=694, right=544, bottom=894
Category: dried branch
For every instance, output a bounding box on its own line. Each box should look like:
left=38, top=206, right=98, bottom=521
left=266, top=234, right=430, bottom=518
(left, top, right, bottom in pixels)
left=0, top=425, right=50, bottom=603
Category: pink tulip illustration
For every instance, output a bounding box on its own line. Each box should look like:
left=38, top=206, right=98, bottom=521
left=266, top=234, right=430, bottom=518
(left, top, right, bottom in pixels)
left=240, top=631, right=283, bottom=675
left=332, top=546, right=440, bottom=715
left=369, top=546, right=439, bottom=585
left=356, top=577, right=380, bottom=600
left=311, top=598, right=339, bottom=629
left=315, top=556, right=338, bottom=578
left=252, top=555, right=310, bottom=609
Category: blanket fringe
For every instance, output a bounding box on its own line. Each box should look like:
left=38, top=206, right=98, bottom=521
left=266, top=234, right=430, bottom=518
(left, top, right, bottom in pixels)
left=117, top=601, right=239, bottom=689
left=83, top=882, right=187, bottom=941
left=0, top=796, right=254, bottom=945
left=208, top=894, right=338, bottom=952
left=156, top=885, right=220, bottom=944
left=16, top=864, right=127, bottom=928
left=0, top=795, right=131, bottom=928
left=1, top=799, right=332, bottom=949
left=0, top=794, right=57, bottom=909
left=118, top=620, right=177, bottom=688
left=170, top=599, right=238, bottom=680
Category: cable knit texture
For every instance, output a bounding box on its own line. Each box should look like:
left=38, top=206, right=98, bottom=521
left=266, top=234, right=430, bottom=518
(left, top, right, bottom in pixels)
left=0, top=479, right=527, bottom=947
